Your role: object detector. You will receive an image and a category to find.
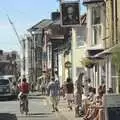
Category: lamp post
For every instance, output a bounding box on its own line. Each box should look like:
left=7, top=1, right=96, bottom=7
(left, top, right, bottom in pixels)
left=65, top=61, right=72, bottom=78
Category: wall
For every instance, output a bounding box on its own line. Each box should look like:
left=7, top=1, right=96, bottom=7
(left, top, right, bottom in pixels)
left=117, top=0, right=120, bottom=43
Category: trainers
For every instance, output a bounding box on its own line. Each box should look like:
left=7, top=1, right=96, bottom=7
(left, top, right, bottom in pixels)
left=70, top=106, right=72, bottom=110
left=68, top=106, right=72, bottom=111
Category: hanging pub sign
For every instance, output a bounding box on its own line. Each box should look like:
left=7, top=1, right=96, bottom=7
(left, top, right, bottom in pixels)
left=60, top=1, right=80, bottom=27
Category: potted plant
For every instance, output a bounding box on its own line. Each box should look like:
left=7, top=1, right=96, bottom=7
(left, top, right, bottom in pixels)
left=80, top=57, right=95, bottom=68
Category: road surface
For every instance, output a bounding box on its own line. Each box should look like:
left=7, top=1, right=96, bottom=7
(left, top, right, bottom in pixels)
left=0, top=96, right=59, bottom=120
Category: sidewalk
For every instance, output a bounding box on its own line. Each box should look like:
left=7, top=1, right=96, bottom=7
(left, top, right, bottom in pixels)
left=47, top=96, right=83, bottom=120
left=29, top=92, right=83, bottom=120
left=28, top=91, right=46, bottom=99
left=57, top=97, right=82, bottom=120
left=29, top=91, right=41, bottom=96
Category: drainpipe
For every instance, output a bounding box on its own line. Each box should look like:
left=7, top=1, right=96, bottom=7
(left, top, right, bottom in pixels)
left=51, top=42, right=54, bottom=78
left=113, top=0, right=117, bottom=44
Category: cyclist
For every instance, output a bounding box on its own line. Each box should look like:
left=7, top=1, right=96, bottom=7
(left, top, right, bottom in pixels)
left=18, top=78, right=30, bottom=114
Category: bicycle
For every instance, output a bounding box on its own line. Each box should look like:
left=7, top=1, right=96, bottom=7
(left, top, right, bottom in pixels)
left=19, top=94, right=29, bottom=115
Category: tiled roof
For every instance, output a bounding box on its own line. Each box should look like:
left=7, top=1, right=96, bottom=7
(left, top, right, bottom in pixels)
left=83, top=0, right=104, bottom=4
left=28, top=13, right=87, bottom=32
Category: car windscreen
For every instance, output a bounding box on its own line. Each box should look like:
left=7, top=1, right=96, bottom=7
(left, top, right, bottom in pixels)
left=0, top=79, right=9, bottom=85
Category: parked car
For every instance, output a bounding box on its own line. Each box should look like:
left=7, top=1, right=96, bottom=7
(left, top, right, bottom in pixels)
left=0, top=76, right=18, bottom=99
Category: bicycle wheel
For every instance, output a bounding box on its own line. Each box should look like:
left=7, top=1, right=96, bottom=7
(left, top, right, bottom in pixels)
left=20, top=103, right=24, bottom=114
left=25, top=100, right=28, bottom=115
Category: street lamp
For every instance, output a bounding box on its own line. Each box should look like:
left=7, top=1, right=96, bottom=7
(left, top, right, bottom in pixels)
left=65, top=61, right=72, bottom=78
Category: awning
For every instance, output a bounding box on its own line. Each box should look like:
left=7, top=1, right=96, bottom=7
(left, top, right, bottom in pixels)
left=87, top=49, right=104, bottom=57
left=83, top=0, right=104, bottom=5
left=92, top=43, right=120, bottom=58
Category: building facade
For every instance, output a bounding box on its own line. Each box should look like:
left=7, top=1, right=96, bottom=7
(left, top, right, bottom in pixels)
left=0, top=50, right=20, bottom=79
left=83, top=0, right=107, bottom=93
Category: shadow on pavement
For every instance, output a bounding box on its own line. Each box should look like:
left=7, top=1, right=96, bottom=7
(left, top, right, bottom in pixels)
left=28, top=96, right=46, bottom=99
left=0, top=95, right=17, bottom=101
left=26, top=112, right=52, bottom=118
left=0, top=113, right=17, bottom=120
left=29, top=112, right=52, bottom=115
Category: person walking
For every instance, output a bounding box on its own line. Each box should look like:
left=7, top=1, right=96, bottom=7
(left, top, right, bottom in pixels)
left=65, top=78, right=74, bottom=110
left=47, top=77, right=60, bottom=112
left=41, top=81, right=46, bottom=95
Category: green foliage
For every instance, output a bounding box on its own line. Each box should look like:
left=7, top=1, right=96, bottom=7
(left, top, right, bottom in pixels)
left=80, top=57, right=95, bottom=68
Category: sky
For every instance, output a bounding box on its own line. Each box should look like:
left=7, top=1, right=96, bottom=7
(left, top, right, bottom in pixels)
left=0, top=0, right=86, bottom=53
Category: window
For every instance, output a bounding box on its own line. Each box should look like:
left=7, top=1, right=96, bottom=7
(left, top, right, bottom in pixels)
left=76, top=35, right=85, bottom=47
left=92, top=7, right=101, bottom=25
left=0, top=79, right=9, bottom=85
left=92, top=24, right=101, bottom=45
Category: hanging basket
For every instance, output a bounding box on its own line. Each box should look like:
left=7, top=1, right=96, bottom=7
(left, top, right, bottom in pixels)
left=85, top=63, right=95, bottom=68
left=81, top=58, right=95, bottom=69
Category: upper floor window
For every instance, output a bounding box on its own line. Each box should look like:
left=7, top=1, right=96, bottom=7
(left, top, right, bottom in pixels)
left=76, top=35, right=85, bottom=48
left=92, top=6, right=101, bottom=25
left=92, top=24, right=101, bottom=45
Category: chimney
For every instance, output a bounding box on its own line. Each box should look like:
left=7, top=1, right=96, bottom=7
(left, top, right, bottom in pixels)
left=0, top=50, right=3, bottom=55
left=51, top=11, right=60, bottom=21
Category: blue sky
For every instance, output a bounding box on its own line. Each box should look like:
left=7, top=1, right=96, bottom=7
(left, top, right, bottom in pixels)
left=0, top=0, right=86, bottom=52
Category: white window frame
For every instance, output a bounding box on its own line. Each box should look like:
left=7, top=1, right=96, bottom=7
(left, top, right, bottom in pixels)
left=91, top=5, right=102, bottom=46
left=91, top=6, right=101, bottom=25
left=76, top=35, right=85, bottom=48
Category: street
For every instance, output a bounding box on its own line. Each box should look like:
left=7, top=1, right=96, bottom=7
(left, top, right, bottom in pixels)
left=0, top=97, right=59, bottom=120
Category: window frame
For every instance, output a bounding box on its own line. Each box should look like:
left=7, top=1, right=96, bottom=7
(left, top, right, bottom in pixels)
left=91, top=6, right=101, bottom=25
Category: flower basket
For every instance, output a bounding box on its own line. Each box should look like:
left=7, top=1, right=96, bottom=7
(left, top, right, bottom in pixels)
left=81, top=58, right=95, bottom=68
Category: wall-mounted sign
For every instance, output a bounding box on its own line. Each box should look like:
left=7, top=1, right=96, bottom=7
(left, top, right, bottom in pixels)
left=60, top=1, right=80, bottom=27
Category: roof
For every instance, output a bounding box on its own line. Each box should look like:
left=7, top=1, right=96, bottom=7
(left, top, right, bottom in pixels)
left=83, top=0, right=104, bottom=4
left=28, top=13, right=87, bottom=32
left=27, top=19, right=53, bottom=32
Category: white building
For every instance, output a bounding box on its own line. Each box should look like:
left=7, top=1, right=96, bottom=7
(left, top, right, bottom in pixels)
left=21, top=35, right=34, bottom=83
left=83, top=0, right=108, bottom=93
